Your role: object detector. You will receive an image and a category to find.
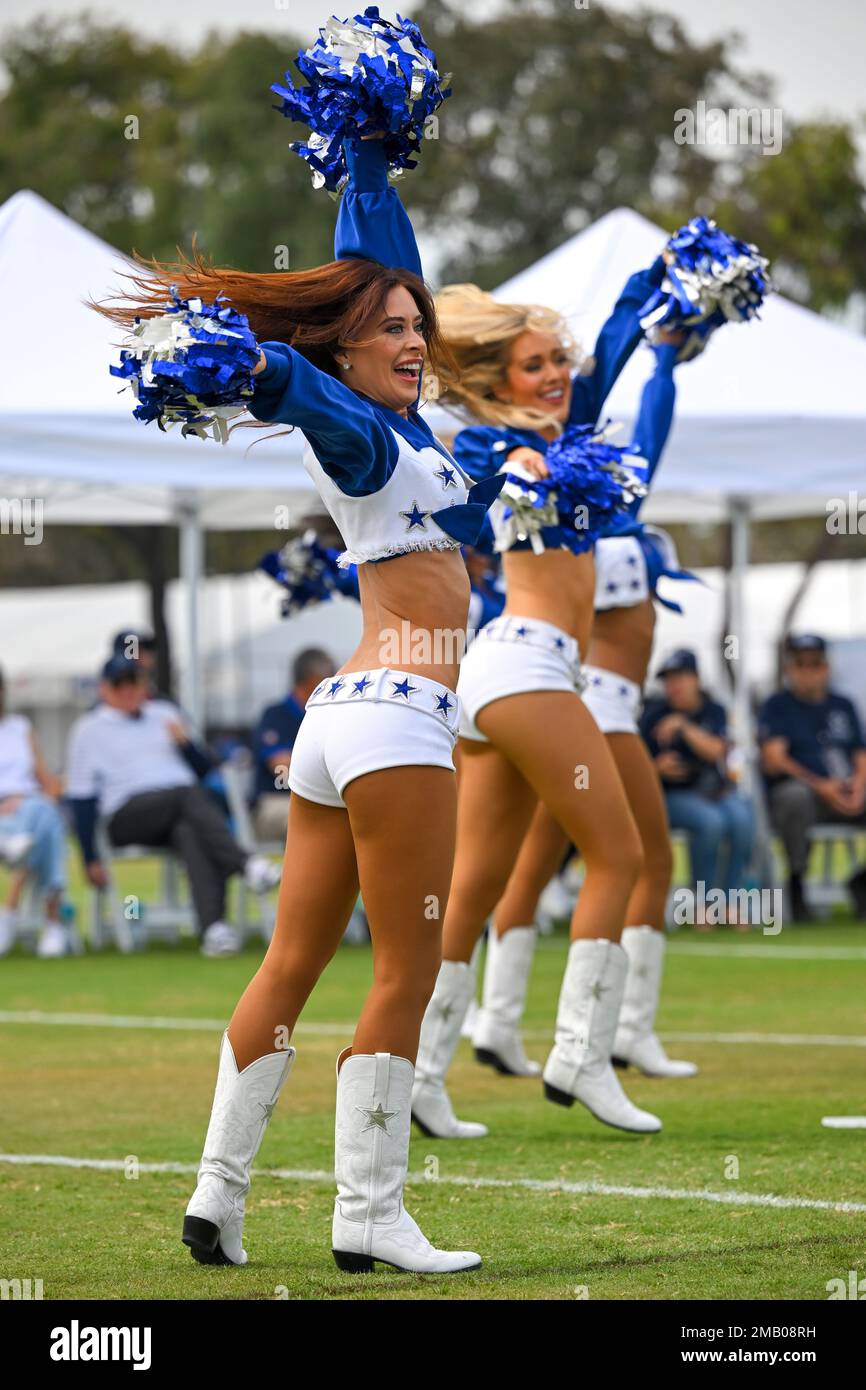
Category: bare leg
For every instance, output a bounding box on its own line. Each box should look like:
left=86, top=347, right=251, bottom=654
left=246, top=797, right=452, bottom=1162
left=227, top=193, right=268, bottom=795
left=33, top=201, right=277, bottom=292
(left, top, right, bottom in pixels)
left=227, top=794, right=359, bottom=1069
left=441, top=739, right=538, bottom=962
left=346, top=765, right=458, bottom=1062
left=478, top=691, right=642, bottom=941
left=493, top=801, right=569, bottom=935
left=608, top=732, right=673, bottom=932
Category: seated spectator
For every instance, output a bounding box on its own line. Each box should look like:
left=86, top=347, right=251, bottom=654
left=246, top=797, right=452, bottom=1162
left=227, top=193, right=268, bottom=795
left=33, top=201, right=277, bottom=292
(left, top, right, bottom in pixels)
left=110, top=629, right=171, bottom=702
left=641, top=649, right=755, bottom=924
left=252, top=648, right=335, bottom=841
left=66, top=657, right=281, bottom=957
left=0, top=666, right=70, bottom=958
left=758, top=633, right=866, bottom=921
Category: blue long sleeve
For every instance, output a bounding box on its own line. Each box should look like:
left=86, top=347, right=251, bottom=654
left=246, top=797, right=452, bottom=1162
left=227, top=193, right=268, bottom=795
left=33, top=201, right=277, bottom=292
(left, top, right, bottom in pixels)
left=452, top=426, right=537, bottom=482
left=249, top=342, right=398, bottom=496
left=568, top=258, right=666, bottom=427
left=335, top=138, right=423, bottom=277
left=69, top=796, right=98, bottom=864
left=631, top=343, right=678, bottom=480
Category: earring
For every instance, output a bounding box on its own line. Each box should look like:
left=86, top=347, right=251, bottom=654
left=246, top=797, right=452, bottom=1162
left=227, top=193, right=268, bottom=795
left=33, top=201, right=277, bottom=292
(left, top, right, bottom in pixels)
left=340, top=359, right=352, bottom=371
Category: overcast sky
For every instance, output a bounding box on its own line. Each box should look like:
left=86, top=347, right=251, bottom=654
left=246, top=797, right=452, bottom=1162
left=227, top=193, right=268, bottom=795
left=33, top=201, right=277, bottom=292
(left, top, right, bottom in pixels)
left=4, top=0, right=865, bottom=128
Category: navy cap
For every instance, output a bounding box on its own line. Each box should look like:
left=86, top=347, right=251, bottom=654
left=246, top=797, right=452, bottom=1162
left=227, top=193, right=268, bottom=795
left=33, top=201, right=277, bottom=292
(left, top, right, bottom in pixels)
left=657, top=648, right=698, bottom=678
left=100, top=656, right=142, bottom=686
left=112, top=630, right=155, bottom=657
left=784, top=633, right=827, bottom=656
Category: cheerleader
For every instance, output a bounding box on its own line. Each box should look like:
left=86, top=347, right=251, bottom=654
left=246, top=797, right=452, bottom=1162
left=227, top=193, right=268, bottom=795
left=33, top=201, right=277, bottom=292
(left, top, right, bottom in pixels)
left=474, top=346, right=698, bottom=1083
left=411, top=272, right=683, bottom=1140
left=96, top=112, right=502, bottom=1270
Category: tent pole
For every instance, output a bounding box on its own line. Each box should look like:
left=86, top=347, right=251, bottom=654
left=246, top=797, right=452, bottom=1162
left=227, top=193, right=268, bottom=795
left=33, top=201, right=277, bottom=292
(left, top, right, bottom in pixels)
left=177, top=492, right=203, bottom=730
left=729, top=496, right=773, bottom=893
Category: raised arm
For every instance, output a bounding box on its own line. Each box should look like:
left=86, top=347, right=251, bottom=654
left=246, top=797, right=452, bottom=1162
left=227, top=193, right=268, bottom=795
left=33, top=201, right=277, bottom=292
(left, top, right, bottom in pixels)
left=335, top=136, right=423, bottom=277
left=630, top=341, right=678, bottom=480
left=568, top=256, right=666, bottom=427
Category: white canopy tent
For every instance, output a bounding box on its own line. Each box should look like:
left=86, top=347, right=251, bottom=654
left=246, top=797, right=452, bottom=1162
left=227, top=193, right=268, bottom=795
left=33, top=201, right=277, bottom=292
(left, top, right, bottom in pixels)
left=2, top=191, right=865, bottom=747
left=0, top=190, right=312, bottom=722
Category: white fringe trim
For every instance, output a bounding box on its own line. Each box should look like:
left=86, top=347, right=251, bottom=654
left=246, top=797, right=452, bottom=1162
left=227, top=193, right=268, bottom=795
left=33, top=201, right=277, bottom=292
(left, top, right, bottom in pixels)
left=338, top=538, right=461, bottom=568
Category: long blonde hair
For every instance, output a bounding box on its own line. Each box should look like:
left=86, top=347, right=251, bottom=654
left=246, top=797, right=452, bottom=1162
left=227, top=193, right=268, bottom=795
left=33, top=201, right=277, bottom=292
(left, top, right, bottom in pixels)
left=432, top=283, right=590, bottom=435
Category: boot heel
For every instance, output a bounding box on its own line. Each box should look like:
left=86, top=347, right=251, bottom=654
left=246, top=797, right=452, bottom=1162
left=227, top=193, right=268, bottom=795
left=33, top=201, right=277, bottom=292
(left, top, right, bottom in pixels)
left=543, top=1081, right=575, bottom=1108
left=474, top=1046, right=513, bottom=1076
left=333, top=1248, right=375, bottom=1274
left=411, top=1110, right=435, bottom=1137
left=183, top=1214, right=232, bottom=1265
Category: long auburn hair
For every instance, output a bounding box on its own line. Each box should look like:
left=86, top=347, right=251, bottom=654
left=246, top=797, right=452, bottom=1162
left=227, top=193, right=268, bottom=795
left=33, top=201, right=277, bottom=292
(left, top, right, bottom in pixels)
left=91, top=245, right=454, bottom=419
left=433, top=282, right=589, bottom=435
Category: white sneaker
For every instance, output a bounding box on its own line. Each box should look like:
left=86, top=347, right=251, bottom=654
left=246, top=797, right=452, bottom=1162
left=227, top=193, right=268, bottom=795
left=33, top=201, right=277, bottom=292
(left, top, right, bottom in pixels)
left=333, top=1051, right=481, bottom=1274
left=0, top=832, right=33, bottom=867
left=0, top=908, right=19, bottom=956
left=201, top=921, right=242, bottom=957
left=36, top=922, right=69, bottom=958
left=244, top=855, right=281, bottom=894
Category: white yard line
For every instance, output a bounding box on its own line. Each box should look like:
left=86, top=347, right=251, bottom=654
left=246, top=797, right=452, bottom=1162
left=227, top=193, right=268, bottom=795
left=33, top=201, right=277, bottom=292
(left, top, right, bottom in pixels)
left=666, top=943, right=866, bottom=960
left=0, top=1010, right=349, bottom=1035
left=0, top=1152, right=864, bottom=1214
left=2, top=1010, right=865, bottom=1049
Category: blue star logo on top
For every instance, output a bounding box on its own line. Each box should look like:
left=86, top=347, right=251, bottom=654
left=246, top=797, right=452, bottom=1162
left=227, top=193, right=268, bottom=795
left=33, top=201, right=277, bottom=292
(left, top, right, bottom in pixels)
left=350, top=674, right=372, bottom=697
left=514, top=625, right=532, bottom=639
left=434, top=691, right=453, bottom=717
left=399, top=500, right=430, bottom=531
left=325, top=678, right=345, bottom=699
left=391, top=677, right=419, bottom=700
left=553, top=636, right=566, bottom=651
left=434, top=463, right=458, bottom=489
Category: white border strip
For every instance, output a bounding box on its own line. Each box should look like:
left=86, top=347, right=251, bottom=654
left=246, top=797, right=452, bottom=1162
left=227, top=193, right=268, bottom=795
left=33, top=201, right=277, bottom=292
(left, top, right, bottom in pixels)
left=2, top=1011, right=865, bottom=1048
left=0, top=1153, right=864, bottom=1214
left=667, top=944, right=866, bottom=960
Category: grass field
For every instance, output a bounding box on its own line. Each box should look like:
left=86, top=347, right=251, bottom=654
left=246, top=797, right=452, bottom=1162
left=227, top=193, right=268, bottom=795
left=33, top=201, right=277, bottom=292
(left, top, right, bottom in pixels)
left=2, top=869, right=866, bottom=1302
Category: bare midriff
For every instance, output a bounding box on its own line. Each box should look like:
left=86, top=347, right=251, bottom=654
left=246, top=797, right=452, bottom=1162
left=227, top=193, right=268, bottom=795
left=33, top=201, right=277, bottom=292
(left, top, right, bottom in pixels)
left=501, top=548, right=596, bottom=661
left=343, top=548, right=471, bottom=691
left=587, top=597, right=656, bottom=686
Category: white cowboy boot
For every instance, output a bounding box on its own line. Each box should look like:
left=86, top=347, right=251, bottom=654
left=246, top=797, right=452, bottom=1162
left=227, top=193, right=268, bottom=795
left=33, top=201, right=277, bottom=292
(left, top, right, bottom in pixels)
left=473, top=926, right=541, bottom=1076
left=183, top=1032, right=295, bottom=1265
left=412, top=960, right=488, bottom=1139
left=332, top=1050, right=481, bottom=1274
left=543, top=938, right=662, bottom=1133
left=613, top=926, right=698, bottom=1077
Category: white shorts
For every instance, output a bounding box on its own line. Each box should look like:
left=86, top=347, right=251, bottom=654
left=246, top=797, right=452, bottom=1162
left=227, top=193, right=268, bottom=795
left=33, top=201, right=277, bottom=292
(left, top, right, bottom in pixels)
left=457, top=615, right=584, bottom=742
left=581, top=665, right=642, bottom=735
left=288, top=668, right=460, bottom=808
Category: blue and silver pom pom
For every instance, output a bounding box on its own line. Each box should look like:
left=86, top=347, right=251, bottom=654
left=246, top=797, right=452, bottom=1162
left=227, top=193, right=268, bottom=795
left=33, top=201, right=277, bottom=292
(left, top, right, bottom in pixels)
left=272, top=6, right=450, bottom=193
left=497, top=425, right=649, bottom=556
left=259, top=532, right=360, bottom=616
left=639, top=216, right=772, bottom=362
left=110, top=290, right=260, bottom=443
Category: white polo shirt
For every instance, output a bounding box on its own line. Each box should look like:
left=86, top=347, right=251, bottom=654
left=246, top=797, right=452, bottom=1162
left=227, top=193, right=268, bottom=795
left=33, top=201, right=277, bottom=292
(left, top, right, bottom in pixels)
left=0, top=714, right=39, bottom=798
left=66, top=701, right=196, bottom=819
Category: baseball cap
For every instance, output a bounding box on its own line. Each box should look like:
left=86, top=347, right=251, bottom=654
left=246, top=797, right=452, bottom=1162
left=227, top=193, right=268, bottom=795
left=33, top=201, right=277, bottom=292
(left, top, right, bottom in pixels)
left=100, top=656, right=143, bottom=686
left=656, top=648, right=698, bottom=678
left=783, top=633, right=826, bottom=656
left=112, top=630, right=156, bottom=658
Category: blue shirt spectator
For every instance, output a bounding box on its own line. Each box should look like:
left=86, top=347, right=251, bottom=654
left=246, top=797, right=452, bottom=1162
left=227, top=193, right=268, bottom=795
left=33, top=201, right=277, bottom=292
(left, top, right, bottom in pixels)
left=640, top=649, right=755, bottom=917
left=253, top=648, right=336, bottom=840
left=758, top=633, right=866, bottom=921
